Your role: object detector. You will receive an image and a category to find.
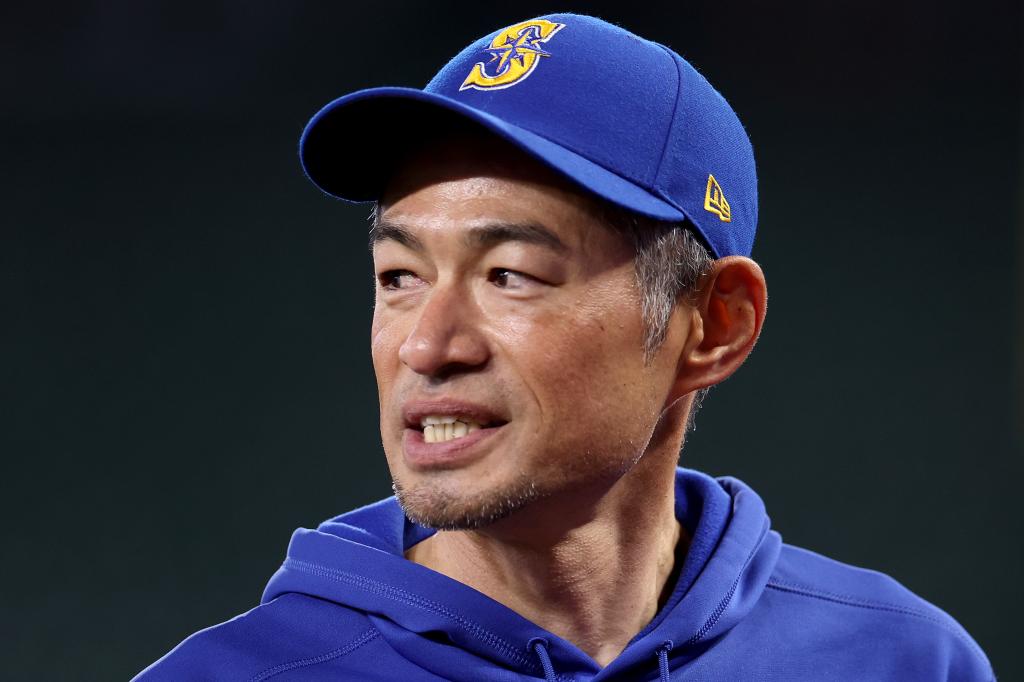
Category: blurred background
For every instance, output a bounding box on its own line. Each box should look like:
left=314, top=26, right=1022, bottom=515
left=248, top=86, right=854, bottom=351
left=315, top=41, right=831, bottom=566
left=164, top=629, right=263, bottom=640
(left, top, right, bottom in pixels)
left=3, top=1, right=1020, bottom=679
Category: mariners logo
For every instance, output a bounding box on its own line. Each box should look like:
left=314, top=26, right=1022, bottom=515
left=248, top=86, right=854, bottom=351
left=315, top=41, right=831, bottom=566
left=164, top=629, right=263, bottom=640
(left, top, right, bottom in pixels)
left=460, top=19, right=565, bottom=91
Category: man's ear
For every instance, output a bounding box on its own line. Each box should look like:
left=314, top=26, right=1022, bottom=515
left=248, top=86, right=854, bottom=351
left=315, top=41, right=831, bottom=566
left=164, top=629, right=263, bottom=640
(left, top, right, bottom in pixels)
left=670, top=256, right=767, bottom=398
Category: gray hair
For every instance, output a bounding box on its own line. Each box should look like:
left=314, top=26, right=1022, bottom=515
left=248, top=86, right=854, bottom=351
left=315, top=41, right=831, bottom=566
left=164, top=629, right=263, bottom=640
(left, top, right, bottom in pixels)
left=599, top=206, right=715, bottom=434
left=369, top=202, right=715, bottom=434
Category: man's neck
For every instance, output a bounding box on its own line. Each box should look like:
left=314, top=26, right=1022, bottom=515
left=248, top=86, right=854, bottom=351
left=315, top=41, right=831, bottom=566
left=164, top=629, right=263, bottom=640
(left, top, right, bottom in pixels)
left=404, top=416, right=687, bottom=667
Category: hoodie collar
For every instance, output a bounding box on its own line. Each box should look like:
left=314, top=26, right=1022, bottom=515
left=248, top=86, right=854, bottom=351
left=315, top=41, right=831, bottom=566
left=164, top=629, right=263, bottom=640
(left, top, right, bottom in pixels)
left=263, top=468, right=781, bottom=680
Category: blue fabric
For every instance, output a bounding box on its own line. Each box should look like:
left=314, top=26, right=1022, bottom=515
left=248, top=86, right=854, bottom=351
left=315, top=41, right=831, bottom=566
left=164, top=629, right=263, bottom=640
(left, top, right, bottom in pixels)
left=134, top=468, right=994, bottom=681
left=299, top=13, right=758, bottom=258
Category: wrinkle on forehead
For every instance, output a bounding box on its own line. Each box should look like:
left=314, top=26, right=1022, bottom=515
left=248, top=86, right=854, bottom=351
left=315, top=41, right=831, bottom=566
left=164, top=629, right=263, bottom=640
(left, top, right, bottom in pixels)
left=378, top=134, right=624, bottom=260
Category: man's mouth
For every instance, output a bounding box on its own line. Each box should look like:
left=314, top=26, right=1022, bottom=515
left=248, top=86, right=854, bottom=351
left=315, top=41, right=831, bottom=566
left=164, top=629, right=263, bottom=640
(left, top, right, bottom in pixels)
left=418, top=415, right=502, bottom=443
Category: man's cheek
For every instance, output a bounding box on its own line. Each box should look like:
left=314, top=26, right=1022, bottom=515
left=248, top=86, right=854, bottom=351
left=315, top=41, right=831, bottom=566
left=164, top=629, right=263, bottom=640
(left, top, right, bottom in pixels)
left=371, top=317, right=406, bottom=369
left=548, top=321, right=619, bottom=371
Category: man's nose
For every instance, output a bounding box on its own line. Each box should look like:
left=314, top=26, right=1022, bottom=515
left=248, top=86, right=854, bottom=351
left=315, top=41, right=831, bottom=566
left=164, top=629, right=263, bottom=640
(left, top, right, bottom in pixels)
left=398, top=284, right=489, bottom=378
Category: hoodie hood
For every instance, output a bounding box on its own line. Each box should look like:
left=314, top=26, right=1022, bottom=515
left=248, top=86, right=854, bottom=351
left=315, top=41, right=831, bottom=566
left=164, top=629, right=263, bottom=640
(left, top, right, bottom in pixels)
left=262, top=468, right=782, bottom=681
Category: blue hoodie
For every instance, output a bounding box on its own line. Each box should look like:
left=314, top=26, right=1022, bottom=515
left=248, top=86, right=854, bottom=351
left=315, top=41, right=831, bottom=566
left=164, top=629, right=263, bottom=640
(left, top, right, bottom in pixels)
left=135, top=468, right=994, bottom=680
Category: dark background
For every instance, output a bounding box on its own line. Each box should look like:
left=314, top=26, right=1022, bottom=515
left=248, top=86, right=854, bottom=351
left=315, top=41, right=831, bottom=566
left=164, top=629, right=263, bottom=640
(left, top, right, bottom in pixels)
left=3, top=1, right=1020, bottom=679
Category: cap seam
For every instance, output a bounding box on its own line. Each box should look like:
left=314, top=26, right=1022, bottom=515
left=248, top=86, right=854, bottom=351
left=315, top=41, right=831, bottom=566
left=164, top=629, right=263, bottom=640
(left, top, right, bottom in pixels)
left=651, top=43, right=683, bottom=192
left=646, top=46, right=724, bottom=257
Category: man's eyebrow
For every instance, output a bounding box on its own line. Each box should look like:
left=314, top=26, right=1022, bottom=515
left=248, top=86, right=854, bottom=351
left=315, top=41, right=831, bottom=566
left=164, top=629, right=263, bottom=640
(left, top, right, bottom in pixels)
left=464, top=222, right=569, bottom=254
left=369, top=219, right=569, bottom=255
left=369, top=220, right=424, bottom=252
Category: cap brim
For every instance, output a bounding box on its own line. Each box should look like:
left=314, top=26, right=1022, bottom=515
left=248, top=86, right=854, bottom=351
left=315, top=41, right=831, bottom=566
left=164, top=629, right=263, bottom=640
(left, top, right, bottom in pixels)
left=299, top=87, right=687, bottom=223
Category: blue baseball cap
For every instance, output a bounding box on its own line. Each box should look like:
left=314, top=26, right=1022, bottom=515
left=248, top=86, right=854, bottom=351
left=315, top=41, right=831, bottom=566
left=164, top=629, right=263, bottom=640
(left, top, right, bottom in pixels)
left=299, top=13, right=757, bottom=258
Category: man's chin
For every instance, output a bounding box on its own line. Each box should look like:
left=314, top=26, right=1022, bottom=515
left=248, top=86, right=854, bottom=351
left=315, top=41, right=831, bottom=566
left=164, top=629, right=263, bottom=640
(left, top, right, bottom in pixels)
left=392, top=475, right=543, bottom=531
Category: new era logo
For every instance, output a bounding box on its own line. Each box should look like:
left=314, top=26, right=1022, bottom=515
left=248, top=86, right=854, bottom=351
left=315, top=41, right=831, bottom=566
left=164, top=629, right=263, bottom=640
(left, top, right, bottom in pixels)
left=704, top=174, right=731, bottom=222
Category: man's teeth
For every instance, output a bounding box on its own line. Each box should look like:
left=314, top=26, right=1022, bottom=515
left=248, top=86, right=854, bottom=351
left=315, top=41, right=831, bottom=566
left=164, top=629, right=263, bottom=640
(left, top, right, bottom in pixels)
left=421, top=416, right=484, bottom=443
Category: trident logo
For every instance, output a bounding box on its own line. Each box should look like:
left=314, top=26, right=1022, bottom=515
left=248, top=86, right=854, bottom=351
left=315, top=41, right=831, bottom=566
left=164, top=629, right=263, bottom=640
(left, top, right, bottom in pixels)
left=460, top=19, right=565, bottom=91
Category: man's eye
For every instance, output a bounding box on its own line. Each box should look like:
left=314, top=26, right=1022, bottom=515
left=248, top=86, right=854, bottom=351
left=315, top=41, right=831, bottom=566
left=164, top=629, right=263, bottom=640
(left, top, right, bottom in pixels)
left=379, top=270, right=422, bottom=290
left=488, top=268, right=533, bottom=289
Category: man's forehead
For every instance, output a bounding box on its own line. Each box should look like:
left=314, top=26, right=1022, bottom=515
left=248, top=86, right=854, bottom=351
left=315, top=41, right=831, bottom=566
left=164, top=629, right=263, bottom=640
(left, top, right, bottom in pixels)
left=371, top=216, right=571, bottom=257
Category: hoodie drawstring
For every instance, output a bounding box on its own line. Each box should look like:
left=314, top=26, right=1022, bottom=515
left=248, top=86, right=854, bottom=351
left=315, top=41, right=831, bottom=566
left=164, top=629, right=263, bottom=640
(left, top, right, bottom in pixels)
left=528, top=636, right=673, bottom=681
left=656, top=640, right=674, bottom=682
left=528, top=637, right=557, bottom=682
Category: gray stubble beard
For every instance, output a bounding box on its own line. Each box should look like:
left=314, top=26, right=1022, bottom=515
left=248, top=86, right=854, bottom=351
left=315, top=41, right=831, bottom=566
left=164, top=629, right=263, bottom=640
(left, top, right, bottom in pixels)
left=392, top=475, right=544, bottom=531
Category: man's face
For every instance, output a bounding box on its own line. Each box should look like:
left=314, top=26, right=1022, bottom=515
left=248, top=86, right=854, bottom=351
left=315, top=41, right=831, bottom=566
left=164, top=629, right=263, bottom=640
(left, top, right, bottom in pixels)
left=371, top=135, right=682, bottom=530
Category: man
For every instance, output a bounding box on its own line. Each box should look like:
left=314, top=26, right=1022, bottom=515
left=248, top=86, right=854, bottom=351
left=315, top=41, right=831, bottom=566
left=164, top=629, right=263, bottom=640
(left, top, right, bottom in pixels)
left=136, top=14, right=993, bottom=681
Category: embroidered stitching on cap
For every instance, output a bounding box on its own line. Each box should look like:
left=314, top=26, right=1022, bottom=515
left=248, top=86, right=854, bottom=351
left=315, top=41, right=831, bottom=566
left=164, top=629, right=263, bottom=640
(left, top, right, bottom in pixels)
left=460, top=20, right=565, bottom=91
left=704, top=174, right=732, bottom=222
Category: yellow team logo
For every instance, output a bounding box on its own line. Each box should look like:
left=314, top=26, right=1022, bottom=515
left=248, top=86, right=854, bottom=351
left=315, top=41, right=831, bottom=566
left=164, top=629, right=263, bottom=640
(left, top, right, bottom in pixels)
left=460, top=19, right=565, bottom=91
left=704, top=174, right=731, bottom=222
